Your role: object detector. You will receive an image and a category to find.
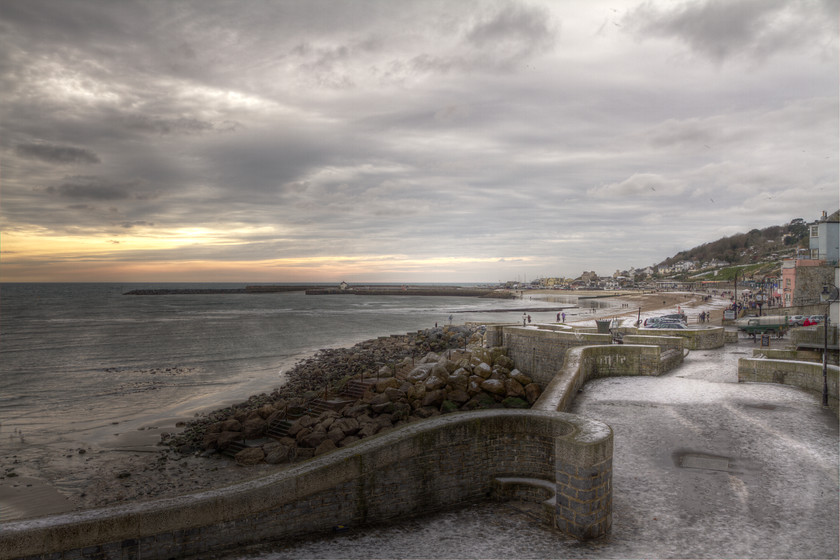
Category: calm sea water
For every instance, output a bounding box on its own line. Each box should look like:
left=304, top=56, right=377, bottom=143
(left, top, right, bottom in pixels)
left=0, top=283, right=590, bottom=449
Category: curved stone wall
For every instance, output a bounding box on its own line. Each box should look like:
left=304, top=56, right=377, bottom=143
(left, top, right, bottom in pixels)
left=738, top=358, right=839, bottom=415
left=0, top=410, right=613, bottom=560
left=533, top=344, right=672, bottom=413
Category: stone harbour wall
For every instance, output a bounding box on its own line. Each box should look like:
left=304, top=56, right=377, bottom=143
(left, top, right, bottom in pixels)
left=737, top=358, right=839, bottom=416
left=0, top=411, right=613, bottom=560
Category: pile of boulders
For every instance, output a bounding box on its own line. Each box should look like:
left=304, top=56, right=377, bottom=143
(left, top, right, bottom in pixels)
left=168, top=343, right=541, bottom=467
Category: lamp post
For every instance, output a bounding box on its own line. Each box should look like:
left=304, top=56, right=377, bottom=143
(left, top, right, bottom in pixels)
left=819, top=284, right=838, bottom=407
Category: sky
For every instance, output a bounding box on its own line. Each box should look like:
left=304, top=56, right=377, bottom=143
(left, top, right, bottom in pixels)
left=0, top=0, right=837, bottom=283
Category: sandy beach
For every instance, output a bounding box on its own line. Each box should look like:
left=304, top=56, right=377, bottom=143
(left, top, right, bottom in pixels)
left=0, top=290, right=732, bottom=522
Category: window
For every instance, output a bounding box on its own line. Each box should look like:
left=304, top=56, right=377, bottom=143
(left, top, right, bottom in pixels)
left=810, top=225, right=819, bottom=237
left=811, top=249, right=820, bottom=259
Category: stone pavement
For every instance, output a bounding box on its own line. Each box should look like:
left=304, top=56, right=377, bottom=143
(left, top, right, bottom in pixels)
left=237, top=338, right=839, bottom=559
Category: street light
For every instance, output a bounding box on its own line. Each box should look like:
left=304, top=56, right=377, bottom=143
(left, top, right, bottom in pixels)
left=819, top=284, right=838, bottom=407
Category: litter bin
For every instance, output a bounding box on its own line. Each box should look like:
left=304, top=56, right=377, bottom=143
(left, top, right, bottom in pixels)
left=760, top=334, right=770, bottom=347
left=595, top=320, right=611, bottom=334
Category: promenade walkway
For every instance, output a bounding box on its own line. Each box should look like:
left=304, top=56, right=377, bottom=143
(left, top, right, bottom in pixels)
left=246, top=337, right=839, bottom=559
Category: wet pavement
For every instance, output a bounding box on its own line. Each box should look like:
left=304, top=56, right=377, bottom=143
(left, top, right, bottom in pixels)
left=237, top=337, right=838, bottom=559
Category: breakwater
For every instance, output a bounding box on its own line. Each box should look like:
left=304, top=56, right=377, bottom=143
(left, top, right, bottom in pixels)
left=123, top=285, right=513, bottom=298
left=304, top=286, right=513, bottom=298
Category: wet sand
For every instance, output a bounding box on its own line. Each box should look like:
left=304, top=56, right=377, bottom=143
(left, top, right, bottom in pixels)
left=0, top=290, right=732, bottom=522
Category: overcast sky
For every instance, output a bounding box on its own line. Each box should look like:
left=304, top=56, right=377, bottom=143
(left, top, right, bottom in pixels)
left=1, top=0, right=837, bottom=283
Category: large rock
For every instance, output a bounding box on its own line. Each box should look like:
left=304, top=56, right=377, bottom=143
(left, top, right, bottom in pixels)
left=474, top=362, right=492, bottom=379
left=440, top=400, right=459, bottom=413
left=339, top=435, right=360, bottom=447
left=406, top=363, right=434, bottom=383
left=217, top=431, right=243, bottom=450
left=422, top=389, right=445, bottom=407
left=287, top=414, right=316, bottom=436
left=357, top=422, right=380, bottom=438
left=343, top=404, right=371, bottom=418
left=419, top=352, right=440, bottom=364
left=447, top=388, right=471, bottom=404
left=467, top=376, right=483, bottom=395
left=371, top=401, right=395, bottom=414
left=202, top=432, right=220, bottom=449
left=235, top=447, right=265, bottom=466
left=314, top=439, right=337, bottom=456
left=327, top=426, right=346, bottom=443
left=241, top=418, right=267, bottom=439
left=257, top=403, right=276, bottom=419
left=220, top=418, right=242, bottom=432
left=298, top=430, right=329, bottom=449
left=480, top=378, right=507, bottom=396
left=391, top=402, right=411, bottom=421
left=504, top=378, right=525, bottom=398
left=332, top=417, right=360, bottom=436
left=440, top=359, right=459, bottom=374
left=424, top=373, right=447, bottom=391
left=524, top=383, right=542, bottom=404
left=494, top=354, right=515, bottom=370
left=366, top=392, right=391, bottom=406
left=384, top=387, right=405, bottom=402
left=448, top=369, right=469, bottom=392
left=376, top=377, right=400, bottom=392
left=510, top=369, right=532, bottom=386
left=264, top=443, right=292, bottom=464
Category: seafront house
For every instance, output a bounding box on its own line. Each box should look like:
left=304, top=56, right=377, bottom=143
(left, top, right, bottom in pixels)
left=809, top=210, right=840, bottom=264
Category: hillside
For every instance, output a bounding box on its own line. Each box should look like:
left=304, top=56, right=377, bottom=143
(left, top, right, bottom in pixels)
left=649, top=210, right=838, bottom=282
left=659, top=218, right=809, bottom=268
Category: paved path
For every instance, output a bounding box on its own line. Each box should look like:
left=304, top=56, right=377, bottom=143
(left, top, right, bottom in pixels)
left=237, top=338, right=839, bottom=559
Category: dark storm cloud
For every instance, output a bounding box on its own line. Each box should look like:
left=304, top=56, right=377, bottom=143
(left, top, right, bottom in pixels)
left=15, top=143, right=101, bottom=164
left=46, top=176, right=153, bottom=201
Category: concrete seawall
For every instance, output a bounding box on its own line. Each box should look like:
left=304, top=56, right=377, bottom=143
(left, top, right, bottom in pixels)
left=0, top=411, right=612, bottom=560
left=738, top=357, right=839, bottom=416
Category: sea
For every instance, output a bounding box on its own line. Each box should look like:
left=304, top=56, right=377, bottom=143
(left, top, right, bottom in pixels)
left=0, top=283, right=606, bottom=451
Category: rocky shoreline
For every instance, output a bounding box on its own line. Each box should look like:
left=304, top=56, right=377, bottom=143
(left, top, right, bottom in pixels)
left=165, top=324, right=542, bottom=466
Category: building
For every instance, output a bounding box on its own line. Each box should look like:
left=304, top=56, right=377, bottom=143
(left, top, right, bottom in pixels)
left=809, top=210, right=839, bottom=264
left=781, top=258, right=834, bottom=307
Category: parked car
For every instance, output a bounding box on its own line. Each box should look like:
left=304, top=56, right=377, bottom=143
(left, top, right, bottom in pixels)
left=808, top=315, right=824, bottom=324
left=659, top=313, right=688, bottom=323
left=643, top=322, right=688, bottom=329
left=787, top=315, right=805, bottom=326
left=643, top=314, right=687, bottom=327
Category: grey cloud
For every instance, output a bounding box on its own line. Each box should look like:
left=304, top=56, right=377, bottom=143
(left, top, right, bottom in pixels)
left=466, top=3, right=556, bottom=54
left=46, top=176, right=145, bottom=201
left=120, top=221, right=154, bottom=229
left=625, top=0, right=837, bottom=63
left=16, top=143, right=100, bottom=164
left=119, top=115, right=219, bottom=136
